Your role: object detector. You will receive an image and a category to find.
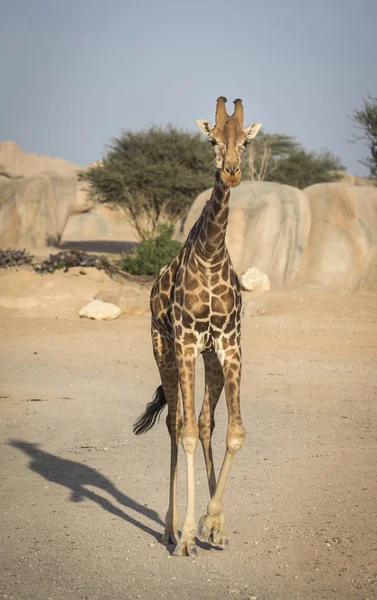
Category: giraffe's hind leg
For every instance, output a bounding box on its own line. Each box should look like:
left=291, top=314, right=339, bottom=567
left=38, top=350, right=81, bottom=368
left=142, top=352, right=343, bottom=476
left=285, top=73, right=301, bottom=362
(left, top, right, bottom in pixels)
left=151, top=326, right=182, bottom=546
left=199, top=351, right=224, bottom=498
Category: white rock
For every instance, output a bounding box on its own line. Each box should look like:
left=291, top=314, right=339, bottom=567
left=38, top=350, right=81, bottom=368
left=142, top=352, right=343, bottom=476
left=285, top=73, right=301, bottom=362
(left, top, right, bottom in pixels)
left=79, top=299, right=122, bottom=320
left=240, top=267, right=271, bottom=292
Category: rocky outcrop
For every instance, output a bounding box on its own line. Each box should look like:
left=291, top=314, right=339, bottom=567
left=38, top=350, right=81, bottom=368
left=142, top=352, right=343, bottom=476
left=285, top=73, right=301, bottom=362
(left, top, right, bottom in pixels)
left=178, top=180, right=377, bottom=293
left=0, top=140, right=80, bottom=177
left=334, top=171, right=377, bottom=188
left=61, top=205, right=138, bottom=245
left=62, top=209, right=113, bottom=241
left=301, top=183, right=377, bottom=291
left=0, top=173, right=78, bottom=248
left=0, top=141, right=94, bottom=249
left=177, top=181, right=311, bottom=287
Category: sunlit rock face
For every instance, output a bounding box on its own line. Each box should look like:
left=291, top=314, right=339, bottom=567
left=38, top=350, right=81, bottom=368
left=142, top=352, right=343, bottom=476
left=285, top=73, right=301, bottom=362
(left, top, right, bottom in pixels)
left=177, top=180, right=377, bottom=293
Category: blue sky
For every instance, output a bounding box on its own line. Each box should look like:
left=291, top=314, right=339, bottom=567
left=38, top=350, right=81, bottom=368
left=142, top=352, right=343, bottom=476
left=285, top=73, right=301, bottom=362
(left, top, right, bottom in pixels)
left=1, top=0, right=376, bottom=175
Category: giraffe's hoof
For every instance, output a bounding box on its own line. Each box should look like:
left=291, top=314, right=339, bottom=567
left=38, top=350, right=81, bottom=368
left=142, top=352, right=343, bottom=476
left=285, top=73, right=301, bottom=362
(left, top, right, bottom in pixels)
left=198, top=515, right=211, bottom=541
left=173, top=540, right=198, bottom=558
left=198, top=515, right=228, bottom=548
left=212, top=528, right=229, bottom=547
left=161, top=530, right=178, bottom=546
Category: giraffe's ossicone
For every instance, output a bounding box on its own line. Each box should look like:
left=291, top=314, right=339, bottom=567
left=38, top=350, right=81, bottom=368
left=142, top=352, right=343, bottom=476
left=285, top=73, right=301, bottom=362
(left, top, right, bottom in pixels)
left=134, top=97, right=262, bottom=557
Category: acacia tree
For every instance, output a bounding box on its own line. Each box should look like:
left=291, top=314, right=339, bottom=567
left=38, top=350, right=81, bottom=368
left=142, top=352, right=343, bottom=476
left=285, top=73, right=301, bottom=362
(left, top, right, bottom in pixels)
left=269, top=148, right=345, bottom=189
left=79, top=126, right=213, bottom=239
left=243, top=130, right=344, bottom=189
left=242, top=131, right=297, bottom=181
left=352, top=94, right=377, bottom=179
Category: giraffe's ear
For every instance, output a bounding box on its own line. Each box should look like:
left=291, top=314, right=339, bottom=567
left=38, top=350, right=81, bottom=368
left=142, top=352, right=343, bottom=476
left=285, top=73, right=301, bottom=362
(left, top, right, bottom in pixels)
left=197, top=120, right=214, bottom=136
left=244, top=122, right=262, bottom=141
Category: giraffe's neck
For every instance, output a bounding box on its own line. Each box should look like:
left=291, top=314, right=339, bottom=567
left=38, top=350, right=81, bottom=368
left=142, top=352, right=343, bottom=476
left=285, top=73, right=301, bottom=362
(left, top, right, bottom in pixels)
left=195, top=170, right=230, bottom=263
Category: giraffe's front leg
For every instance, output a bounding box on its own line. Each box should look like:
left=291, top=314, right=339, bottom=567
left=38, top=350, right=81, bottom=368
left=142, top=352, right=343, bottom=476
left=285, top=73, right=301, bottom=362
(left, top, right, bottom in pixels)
left=198, top=509, right=228, bottom=547
left=198, top=344, right=245, bottom=548
left=173, top=345, right=199, bottom=558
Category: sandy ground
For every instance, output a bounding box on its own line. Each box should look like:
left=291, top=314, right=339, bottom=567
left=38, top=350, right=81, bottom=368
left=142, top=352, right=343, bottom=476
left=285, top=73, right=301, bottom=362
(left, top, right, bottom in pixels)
left=0, top=275, right=376, bottom=600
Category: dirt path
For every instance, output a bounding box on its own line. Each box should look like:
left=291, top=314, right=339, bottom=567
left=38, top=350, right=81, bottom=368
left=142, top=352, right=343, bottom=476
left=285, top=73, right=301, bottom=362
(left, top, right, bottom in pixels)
left=1, top=291, right=376, bottom=600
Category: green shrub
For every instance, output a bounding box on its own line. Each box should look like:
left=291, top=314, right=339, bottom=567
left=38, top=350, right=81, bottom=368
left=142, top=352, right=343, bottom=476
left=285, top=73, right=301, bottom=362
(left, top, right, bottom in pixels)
left=118, top=224, right=182, bottom=275
left=242, top=131, right=345, bottom=188
left=79, top=126, right=213, bottom=239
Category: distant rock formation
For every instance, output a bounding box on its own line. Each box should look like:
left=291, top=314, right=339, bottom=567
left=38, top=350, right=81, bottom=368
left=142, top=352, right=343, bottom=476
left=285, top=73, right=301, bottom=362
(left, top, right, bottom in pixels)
left=0, top=141, right=94, bottom=249
left=334, top=170, right=377, bottom=188
left=177, top=181, right=311, bottom=287
left=177, top=180, right=377, bottom=293
left=0, top=173, right=77, bottom=248
left=0, top=140, right=81, bottom=177
left=301, top=183, right=377, bottom=291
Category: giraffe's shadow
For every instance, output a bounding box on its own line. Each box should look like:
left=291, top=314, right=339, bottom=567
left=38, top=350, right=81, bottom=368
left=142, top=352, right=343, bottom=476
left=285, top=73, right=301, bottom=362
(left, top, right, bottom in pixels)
left=9, top=440, right=164, bottom=542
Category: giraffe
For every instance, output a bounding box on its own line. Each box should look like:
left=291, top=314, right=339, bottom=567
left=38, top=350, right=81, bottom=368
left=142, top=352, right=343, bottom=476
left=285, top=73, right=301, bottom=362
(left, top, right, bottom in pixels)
left=134, top=96, right=261, bottom=557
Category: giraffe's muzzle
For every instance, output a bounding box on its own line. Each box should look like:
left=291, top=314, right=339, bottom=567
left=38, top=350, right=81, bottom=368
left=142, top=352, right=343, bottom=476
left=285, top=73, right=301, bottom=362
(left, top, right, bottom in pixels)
left=220, top=166, right=242, bottom=188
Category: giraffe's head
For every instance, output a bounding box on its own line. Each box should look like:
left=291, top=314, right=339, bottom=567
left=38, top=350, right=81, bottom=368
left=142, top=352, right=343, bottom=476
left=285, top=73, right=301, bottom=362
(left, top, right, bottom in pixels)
left=197, top=97, right=261, bottom=187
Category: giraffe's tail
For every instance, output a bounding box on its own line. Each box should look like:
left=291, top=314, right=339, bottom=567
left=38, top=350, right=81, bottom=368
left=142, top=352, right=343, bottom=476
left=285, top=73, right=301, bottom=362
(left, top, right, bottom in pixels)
left=133, top=385, right=167, bottom=435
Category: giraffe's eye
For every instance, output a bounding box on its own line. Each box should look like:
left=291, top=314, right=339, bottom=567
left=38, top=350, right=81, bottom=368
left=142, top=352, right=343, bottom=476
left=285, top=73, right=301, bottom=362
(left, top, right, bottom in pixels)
left=210, top=139, right=217, bottom=146
left=243, top=140, right=249, bottom=148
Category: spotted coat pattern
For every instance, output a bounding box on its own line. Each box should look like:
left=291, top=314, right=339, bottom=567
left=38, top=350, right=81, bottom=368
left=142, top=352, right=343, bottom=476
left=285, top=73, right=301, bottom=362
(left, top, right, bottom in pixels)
left=151, top=170, right=242, bottom=356
left=150, top=169, right=246, bottom=556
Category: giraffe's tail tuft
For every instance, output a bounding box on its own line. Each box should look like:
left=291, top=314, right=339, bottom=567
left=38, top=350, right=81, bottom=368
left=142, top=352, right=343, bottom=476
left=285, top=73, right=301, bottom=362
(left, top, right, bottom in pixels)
left=133, top=385, right=167, bottom=435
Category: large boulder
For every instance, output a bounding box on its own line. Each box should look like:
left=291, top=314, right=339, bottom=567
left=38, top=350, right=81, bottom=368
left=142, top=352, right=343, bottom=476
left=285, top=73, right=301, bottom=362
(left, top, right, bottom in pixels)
left=301, top=183, right=377, bottom=292
left=0, top=141, right=94, bottom=249
left=177, top=180, right=377, bottom=293
left=61, top=205, right=138, bottom=245
left=177, top=181, right=311, bottom=287
left=61, top=209, right=113, bottom=241
left=0, top=173, right=79, bottom=248
left=0, top=140, right=80, bottom=177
